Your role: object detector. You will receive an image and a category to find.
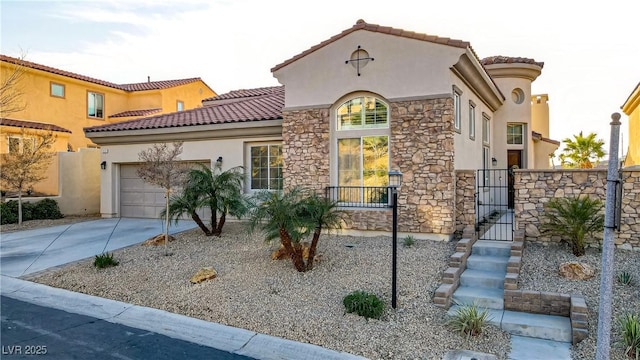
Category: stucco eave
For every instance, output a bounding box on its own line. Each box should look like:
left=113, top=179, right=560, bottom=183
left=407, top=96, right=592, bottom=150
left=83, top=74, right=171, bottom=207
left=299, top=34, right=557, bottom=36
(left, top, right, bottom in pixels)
left=85, top=119, right=283, bottom=145
left=451, top=52, right=503, bottom=111
left=483, top=63, right=543, bottom=81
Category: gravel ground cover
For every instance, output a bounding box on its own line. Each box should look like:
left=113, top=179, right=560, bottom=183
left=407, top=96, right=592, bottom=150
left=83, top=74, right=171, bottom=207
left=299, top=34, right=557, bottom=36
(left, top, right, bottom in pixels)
left=519, top=241, right=639, bottom=360
left=29, top=221, right=512, bottom=360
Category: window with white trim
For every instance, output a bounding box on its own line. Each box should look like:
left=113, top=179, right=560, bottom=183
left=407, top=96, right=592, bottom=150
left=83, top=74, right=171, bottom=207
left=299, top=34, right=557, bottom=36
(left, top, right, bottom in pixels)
left=482, top=146, right=490, bottom=186
left=50, top=82, right=65, bottom=98
left=177, top=100, right=184, bottom=112
left=249, top=144, right=283, bottom=191
left=482, top=113, right=490, bottom=145
left=469, top=101, right=476, bottom=140
left=7, top=136, right=35, bottom=154
left=453, top=89, right=461, bottom=132
left=507, top=124, right=524, bottom=145
left=334, top=96, right=390, bottom=204
left=87, top=91, right=104, bottom=119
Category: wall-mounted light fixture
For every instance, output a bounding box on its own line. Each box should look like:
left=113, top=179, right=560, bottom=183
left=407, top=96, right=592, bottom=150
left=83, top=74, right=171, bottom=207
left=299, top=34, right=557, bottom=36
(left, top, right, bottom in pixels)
left=100, top=161, right=107, bottom=170
left=216, top=156, right=223, bottom=166
left=491, top=157, right=498, bottom=166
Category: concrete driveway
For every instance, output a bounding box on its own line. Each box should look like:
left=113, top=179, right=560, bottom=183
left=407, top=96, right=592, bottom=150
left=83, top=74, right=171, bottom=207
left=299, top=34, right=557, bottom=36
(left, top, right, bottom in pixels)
left=0, top=218, right=197, bottom=277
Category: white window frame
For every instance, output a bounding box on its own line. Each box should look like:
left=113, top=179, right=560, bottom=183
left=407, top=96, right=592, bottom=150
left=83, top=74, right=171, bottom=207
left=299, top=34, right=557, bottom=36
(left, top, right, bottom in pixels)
left=507, top=123, right=524, bottom=145
left=87, top=91, right=104, bottom=119
left=468, top=101, right=476, bottom=140
left=453, top=87, right=462, bottom=132
left=177, top=100, right=184, bottom=112
left=246, top=143, right=283, bottom=192
left=482, top=113, right=490, bottom=145
left=7, top=136, right=35, bottom=154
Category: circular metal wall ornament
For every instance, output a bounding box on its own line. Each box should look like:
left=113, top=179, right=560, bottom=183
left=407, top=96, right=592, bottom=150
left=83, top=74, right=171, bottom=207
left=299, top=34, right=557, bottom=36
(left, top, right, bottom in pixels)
left=345, top=46, right=374, bottom=76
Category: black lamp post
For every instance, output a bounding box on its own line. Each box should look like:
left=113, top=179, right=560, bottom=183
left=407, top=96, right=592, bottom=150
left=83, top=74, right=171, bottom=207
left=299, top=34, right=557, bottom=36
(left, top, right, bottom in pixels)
left=388, top=170, right=403, bottom=309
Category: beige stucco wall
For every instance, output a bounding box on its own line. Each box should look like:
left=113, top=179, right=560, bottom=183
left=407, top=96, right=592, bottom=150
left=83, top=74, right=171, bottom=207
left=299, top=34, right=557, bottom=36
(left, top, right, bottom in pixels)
left=56, top=148, right=101, bottom=215
left=531, top=94, right=550, bottom=138
left=532, top=139, right=557, bottom=169
left=273, top=31, right=465, bottom=109
left=623, top=84, right=640, bottom=167
left=98, top=136, right=281, bottom=217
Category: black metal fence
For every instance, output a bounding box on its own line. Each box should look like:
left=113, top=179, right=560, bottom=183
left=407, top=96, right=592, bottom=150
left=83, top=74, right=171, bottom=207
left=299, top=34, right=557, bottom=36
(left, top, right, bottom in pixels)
left=325, top=186, right=391, bottom=208
left=475, top=168, right=514, bottom=241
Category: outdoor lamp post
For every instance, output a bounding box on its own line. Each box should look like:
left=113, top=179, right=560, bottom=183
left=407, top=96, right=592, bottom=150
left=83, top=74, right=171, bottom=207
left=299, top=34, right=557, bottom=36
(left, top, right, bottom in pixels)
left=388, top=170, right=403, bottom=309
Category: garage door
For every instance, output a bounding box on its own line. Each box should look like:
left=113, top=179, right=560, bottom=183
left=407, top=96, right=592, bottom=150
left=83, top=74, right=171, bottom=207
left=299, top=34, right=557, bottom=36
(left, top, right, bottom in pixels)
left=120, top=164, right=166, bottom=218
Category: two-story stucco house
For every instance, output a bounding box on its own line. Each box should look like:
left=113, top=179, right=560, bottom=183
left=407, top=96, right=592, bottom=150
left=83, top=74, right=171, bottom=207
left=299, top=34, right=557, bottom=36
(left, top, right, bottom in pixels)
left=0, top=54, right=217, bottom=199
left=85, top=20, right=558, bottom=240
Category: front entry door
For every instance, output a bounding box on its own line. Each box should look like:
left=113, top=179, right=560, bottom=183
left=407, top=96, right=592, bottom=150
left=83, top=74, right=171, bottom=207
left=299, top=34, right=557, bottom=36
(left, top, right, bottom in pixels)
left=507, top=150, right=522, bottom=209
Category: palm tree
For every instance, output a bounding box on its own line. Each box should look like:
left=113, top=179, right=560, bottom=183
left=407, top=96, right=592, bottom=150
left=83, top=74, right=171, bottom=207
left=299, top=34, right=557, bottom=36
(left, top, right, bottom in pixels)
left=540, top=196, right=604, bottom=256
left=166, top=164, right=247, bottom=236
left=560, top=131, right=606, bottom=169
left=249, top=187, right=310, bottom=272
left=300, top=193, right=346, bottom=271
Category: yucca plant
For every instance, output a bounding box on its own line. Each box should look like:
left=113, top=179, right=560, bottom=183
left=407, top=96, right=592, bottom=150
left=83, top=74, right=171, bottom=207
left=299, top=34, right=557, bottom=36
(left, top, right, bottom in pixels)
left=403, top=235, right=416, bottom=248
left=617, top=313, right=640, bottom=359
left=618, top=271, right=634, bottom=286
left=539, top=196, right=604, bottom=256
left=447, top=302, right=490, bottom=337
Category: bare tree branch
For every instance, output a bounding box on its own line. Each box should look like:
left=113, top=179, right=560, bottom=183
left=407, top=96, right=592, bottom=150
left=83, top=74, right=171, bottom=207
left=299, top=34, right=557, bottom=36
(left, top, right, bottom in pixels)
left=0, top=53, right=28, bottom=117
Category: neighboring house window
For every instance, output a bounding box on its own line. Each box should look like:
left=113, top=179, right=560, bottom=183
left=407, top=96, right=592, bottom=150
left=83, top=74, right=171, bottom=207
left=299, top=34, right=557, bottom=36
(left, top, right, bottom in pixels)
left=7, top=136, right=35, bottom=154
left=507, top=124, right=524, bottom=144
left=50, top=82, right=65, bottom=98
left=177, top=100, right=184, bottom=112
left=453, top=88, right=461, bottom=132
left=335, top=96, right=390, bottom=204
left=468, top=101, right=476, bottom=140
left=482, top=113, right=490, bottom=145
left=249, top=144, right=283, bottom=191
left=87, top=91, right=104, bottom=119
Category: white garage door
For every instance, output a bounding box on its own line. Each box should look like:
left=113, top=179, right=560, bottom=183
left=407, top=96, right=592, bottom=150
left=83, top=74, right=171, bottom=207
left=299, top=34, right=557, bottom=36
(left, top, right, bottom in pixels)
left=120, top=164, right=166, bottom=218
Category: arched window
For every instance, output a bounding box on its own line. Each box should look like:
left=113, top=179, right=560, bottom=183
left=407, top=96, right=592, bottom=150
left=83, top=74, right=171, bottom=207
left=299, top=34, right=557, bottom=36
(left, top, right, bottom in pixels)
left=333, top=96, right=390, bottom=204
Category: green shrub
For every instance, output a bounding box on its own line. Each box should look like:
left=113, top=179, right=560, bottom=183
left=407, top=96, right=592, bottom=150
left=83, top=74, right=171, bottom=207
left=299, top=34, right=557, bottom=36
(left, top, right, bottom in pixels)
left=343, top=291, right=385, bottom=320
left=94, top=253, right=119, bottom=269
left=539, top=196, right=604, bottom=256
left=447, top=302, right=490, bottom=337
left=618, top=271, right=634, bottom=286
left=31, top=198, right=64, bottom=220
left=617, top=313, right=640, bottom=359
left=403, top=235, right=415, bottom=248
left=0, top=198, right=64, bottom=224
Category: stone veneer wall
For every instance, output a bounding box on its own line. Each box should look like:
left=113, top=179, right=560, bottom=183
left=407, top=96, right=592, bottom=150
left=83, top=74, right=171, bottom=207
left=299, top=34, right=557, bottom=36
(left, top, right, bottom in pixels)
left=455, top=170, right=476, bottom=234
left=514, top=169, right=640, bottom=250
left=282, top=97, right=455, bottom=236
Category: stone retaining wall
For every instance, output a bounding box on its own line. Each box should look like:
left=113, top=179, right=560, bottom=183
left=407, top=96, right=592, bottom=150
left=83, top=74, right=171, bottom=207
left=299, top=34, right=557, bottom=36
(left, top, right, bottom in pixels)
left=455, top=170, right=476, bottom=235
left=514, top=169, right=640, bottom=250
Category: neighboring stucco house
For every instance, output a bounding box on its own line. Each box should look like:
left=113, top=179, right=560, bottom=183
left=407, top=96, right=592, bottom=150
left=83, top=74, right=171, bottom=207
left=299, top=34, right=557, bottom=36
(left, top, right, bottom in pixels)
left=85, top=20, right=558, bottom=240
left=622, top=82, right=640, bottom=167
left=0, top=54, right=217, bottom=197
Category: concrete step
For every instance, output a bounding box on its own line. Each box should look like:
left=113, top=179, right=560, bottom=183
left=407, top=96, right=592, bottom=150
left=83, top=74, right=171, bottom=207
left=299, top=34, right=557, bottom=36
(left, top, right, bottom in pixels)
left=508, top=335, right=571, bottom=360
left=472, top=240, right=512, bottom=257
left=447, top=305, right=504, bottom=327
left=466, top=254, right=509, bottom=272
left=501, top=311, right=572, bottom=343
left=452, top=286, right=504, bottom=310
left=460, top=269, right=506, bottom=289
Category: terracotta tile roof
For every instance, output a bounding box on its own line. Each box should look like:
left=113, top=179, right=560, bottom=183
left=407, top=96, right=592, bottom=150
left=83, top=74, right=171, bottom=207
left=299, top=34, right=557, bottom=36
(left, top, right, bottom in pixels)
left=0, top=118, right=72, bottom=133
left=203, top=86, right=283, bottom=102
left=532, top=131, right=560, bottom=145
left=271, top=19, right=471, bottom=73
left=1, top=54, right=207, bottom=92
left=85, top=87, right=284, bottom=133
left=481, top=56, right=544, bottom=68
left=108, top=108, right=162, bottom=118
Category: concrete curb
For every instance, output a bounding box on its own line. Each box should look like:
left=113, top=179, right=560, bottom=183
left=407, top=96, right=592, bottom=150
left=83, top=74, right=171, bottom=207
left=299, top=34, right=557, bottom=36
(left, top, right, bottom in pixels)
left=1, top=275, right=367, bottom=360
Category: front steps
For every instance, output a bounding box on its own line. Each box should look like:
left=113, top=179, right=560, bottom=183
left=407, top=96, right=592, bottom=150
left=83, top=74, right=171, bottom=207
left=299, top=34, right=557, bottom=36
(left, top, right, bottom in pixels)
left=447, top=240, right=573, bottom=358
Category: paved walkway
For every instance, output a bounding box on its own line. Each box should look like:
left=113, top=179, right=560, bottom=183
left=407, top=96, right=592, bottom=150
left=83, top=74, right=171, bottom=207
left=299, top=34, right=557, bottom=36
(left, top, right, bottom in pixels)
left=0, top=219, right=366, bottom=360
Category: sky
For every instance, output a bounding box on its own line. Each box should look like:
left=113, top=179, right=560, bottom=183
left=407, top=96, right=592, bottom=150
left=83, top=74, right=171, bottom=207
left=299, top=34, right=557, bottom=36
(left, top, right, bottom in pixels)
left=1, top=0, right=638, bottom=160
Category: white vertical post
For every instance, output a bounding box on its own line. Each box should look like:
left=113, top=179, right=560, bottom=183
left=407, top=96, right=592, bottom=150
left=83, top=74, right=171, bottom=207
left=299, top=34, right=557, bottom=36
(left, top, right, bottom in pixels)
left=596, top=112, right=622, bottom=360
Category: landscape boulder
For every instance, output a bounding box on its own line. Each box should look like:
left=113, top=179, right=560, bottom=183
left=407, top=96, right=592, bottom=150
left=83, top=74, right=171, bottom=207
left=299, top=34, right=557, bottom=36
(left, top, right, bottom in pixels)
left=558, top=261, right=596, bottom=280
left=190, top=267, right=217, bottom=284
left=142, top=234, right=176, bottom=246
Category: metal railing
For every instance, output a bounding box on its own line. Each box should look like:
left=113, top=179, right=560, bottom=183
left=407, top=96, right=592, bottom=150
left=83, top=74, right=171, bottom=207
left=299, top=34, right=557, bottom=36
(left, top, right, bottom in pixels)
left=325, top=186, right=390, bottom=208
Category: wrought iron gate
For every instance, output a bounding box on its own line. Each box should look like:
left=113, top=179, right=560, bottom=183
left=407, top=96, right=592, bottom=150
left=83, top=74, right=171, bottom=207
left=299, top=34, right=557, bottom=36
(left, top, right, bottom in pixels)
left=475, top=168, right=515, bottom=241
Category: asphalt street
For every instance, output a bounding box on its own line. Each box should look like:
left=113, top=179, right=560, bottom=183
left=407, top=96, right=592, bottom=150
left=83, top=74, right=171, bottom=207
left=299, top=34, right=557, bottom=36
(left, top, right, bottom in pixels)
left=0, top=296, right=254, bottom=360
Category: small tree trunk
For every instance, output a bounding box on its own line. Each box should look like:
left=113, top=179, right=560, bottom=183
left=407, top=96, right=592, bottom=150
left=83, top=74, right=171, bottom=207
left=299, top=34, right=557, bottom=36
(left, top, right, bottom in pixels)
left=214, top=212, right=226, bottom=236
left=210, top=197, right=218, bottom=233
left=17, top=190, right=23, bottom=225
left=191, top=213, right=212, bottom=236
left=306, top=226, right=322, bottom=271
left=164, top=189, right=170, bottom=255
left=279, top=228, right=305, bottom=272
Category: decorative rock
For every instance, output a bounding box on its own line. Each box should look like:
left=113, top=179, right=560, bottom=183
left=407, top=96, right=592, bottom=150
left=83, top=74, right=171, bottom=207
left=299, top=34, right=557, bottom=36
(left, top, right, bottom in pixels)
left=142, top=234, right=176, bottom=246
left=559, top=262, right=595, bottom=280
left=270, top=242, right=323, bottom=262
left=190, top=267, right=217, bottom=284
